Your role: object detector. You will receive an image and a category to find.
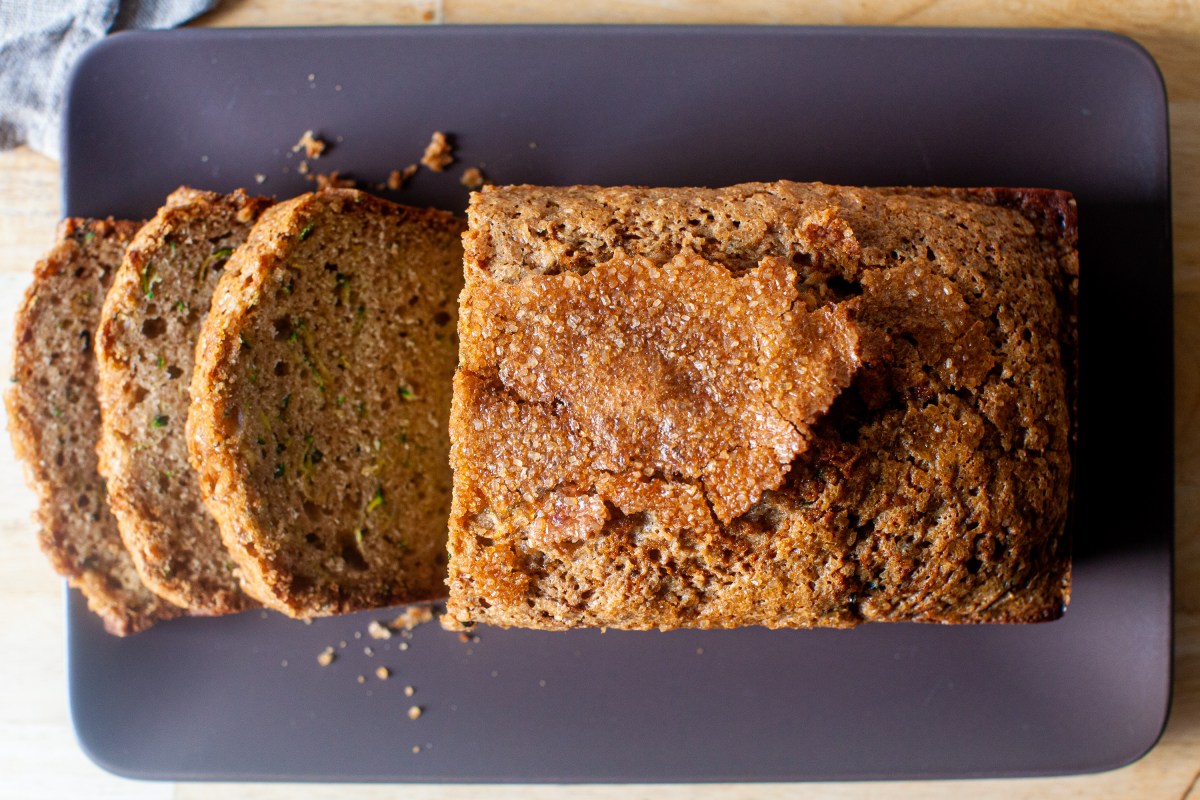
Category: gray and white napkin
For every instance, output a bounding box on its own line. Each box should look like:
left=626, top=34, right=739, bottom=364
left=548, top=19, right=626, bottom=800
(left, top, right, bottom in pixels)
left=0, top=0, right=218, bottom=158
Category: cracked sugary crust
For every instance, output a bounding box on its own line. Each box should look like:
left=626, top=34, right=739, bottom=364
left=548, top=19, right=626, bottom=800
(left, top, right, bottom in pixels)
left=96, top=188, right=271, bottom=615
left=6, top=218, right=182, bottom=635
left=188, top=190, right=465, bottom=618
left=446, top=181, right=1078, bottom=630
left=457, top=251, right=863, bottom=527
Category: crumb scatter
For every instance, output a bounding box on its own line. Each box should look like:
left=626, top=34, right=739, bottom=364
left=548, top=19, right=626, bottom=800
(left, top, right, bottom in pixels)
left=368, top=619, right=393, bottom=639
left=393, top=605, right=434, bottom=630
left=388, top=165, right=419, bottom=191
left=292, top=130, right=327, bottom=159
left=313, top=171, right=355, bottom=191
left=460, top=167, right=486, bottom=189
left=421, top=131, right=454, bottom=172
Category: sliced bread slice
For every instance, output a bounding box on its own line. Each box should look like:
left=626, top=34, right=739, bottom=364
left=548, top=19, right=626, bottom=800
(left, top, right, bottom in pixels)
left=188, top=189, right=464, bottom=617
left=6, top=218, right=181, bottom=635
left=96, top=188, right=272, bottom=614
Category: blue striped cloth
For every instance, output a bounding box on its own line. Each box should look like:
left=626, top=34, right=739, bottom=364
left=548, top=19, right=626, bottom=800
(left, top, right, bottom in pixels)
left=0, top=0, right=218, bottom=158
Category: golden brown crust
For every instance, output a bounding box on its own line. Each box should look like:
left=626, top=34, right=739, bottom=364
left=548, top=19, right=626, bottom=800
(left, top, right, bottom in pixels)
left=6, top=218, right=182, bottom=635
left=95, top=188, right=271, bottom=615
left=188, top=189, right=465, bottom=618
left=456, top=250, right=863, bottom=528
left=446, top=181, right=1077, bottom=630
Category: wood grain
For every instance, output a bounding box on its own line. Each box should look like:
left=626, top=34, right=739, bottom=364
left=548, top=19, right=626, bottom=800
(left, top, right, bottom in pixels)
left=0, top=0, right=1196, bottom=797
left=194, top=0, right=440, bottom=26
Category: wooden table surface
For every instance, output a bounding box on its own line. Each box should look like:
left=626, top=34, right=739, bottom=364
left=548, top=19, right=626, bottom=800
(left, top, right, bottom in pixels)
left=0, top=1, right=1196, bottom=797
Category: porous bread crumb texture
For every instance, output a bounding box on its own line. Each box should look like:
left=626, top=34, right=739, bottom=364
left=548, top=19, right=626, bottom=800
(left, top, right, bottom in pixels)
left=446, top=181, right=1078, bottom=630
left=188, top=190, right=465, bottom=618
left=5, top=218, right=182, bottom=635
left=95, top=188, right=271, bottom=615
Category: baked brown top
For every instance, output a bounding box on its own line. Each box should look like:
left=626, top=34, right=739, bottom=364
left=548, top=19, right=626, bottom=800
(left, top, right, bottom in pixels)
left=459, top=251, right=862, bottom=526
left=446, top=181, right=1078, bottom=630
left=96, top=188, right=271, bottom=615
left=188, top=190, right=465, bottom=618
left=6, top=218, right=181, bottom=635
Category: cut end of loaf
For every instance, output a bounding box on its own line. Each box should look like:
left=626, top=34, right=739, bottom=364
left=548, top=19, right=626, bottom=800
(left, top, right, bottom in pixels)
left=95, top=188, right=271, bottom=616
left=189, top=189, right=465, bottom=618
left=6, top=217, right=183, bottom=635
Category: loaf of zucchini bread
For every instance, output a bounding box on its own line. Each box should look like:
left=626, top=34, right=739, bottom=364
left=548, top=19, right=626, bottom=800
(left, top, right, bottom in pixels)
left=444, top=181, right=1078, bottom=630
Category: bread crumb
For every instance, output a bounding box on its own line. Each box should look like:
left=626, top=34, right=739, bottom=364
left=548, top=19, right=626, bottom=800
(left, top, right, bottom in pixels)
left=281, top=660, right=288, bottom=668
left=293, top=130, right=327, bottom=159
left=317, top=647, right=336, bottom=666
left=254, top=173, right=267, bottom=184
left=297, top=160, right=310, bottom=175
left=392, top=605, right=434, bottom=630
left=407, top=705, right=423, bottom=720
left=460, top=167, right=486, bottom=189
left=357, top=675, right=366, bottom=684
left=387, top=165, right=418, bottom=190
left=314, top=171, right=355, bottom=191
left=376, top=666, right=391, bottom=680
left=412, top=745, right=421, bottom=754
left=696, top=647, right=704, bottom=655
left=398, top=642, right=409, bottom=651
left=420, top=131, right=453, bottom=172
left=404, top=685, right=415, bottom=697
left=440, top=614, right=475, bottom=632
left=364, top=646, right=374, bottom=657
left=367, top=620, right=393, bottom=640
